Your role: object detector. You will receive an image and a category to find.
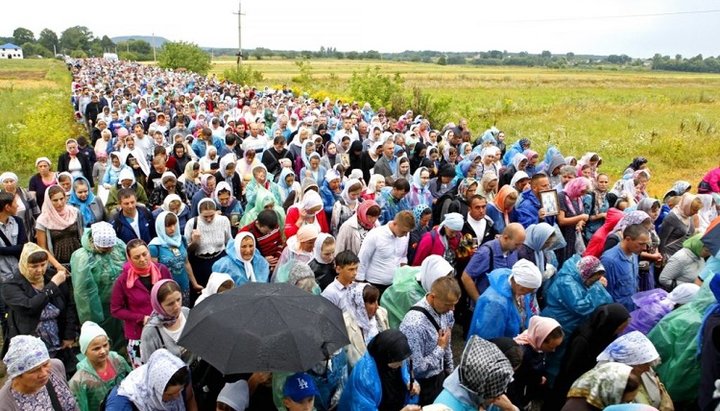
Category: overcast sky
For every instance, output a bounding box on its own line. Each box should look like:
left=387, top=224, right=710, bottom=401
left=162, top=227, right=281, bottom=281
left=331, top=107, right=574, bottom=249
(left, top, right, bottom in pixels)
left=2, top=0, right=719, bottom=58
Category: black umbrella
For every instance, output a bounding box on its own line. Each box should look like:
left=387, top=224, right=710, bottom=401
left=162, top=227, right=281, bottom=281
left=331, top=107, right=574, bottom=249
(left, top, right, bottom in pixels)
left=178, top=282, right=350, bottom=374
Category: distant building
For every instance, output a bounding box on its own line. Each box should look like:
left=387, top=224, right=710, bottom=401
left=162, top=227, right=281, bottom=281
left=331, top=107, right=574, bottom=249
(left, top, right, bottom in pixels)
left=103, top=52, right=119, bottom=61
left=0, top=43, right=23, bottom=59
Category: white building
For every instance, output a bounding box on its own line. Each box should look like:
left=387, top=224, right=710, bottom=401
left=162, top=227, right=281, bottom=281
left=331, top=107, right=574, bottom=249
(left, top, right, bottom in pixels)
left=0, top=43, right=23, bottom=59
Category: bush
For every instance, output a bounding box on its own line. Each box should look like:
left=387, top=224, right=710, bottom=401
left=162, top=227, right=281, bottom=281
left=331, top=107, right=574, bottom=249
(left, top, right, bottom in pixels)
left=70, top=49, right=87, bottom=58
left=348, top=66, right=404, bottom=109
left=222, top=64, right=264, bottom=85
left=389, top=87, right=451, bottom=129
left=158, top=41, right=212, bottom=75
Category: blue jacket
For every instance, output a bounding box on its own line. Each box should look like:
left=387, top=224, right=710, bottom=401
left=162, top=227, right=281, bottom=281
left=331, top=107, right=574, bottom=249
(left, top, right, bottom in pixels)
left=338, top=351, right=415, bottom=411
left=111, top=206, right=155, bottom=245
left=541, top=254, right=613, bottom=336
left=511, top=190, right=556, bottom=229
left=212, top=238, right=270, bottom=286
left=601, top=245, right=638, bottom=312
left=320, top=180, right=341, bottom=216
left=486, top=203, right=507, bottom=233
left=468, top=268, right=535, bottom=340
left=191, top=137, right=225, bottom=158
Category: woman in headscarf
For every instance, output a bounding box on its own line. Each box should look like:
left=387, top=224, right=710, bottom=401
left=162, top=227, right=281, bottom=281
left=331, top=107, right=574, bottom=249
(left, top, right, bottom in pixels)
left=212, top=230, right=270, bottom=287
left=499, top=153, right=528, bottom=188
left=584, top=173, right=610, bottom=242
left=170, top=142, right=192, bottom=176
left=214, top=181, right=244, bottom=236
left=239, top=185, right=285, bottom=233
left=362, top=141, right=383, bottom=184
left=508, top=316, right=564, bottom=409
left=151, top=194, right=190, bottom=234
left=584, top=208, right=624, bottom=258
left=426, top=145, right=441, bottom=177
left=696, top=193, right=717, bottom=234
left=300, top=152, right=327, bottom=186
left=273, top=225, right=320, bottom=282
left=362, top=174, right=386, bottom=201
left=477, top=171, right=499, bottom=203
left=468, top=259, right=543, bottom=340
left=524, top=149, right=541, bottom=176
left=348, top=140, right=365, bottom=180
left=177, top=160, right=201, bottom=202
left=29, top=157, right=58, bottom=209
left=320, top=140, right=340, bottom=172
left=194, top=272, right=234, bottom=307
left=110, top=239, right=173, bottom=368
left=36, top=185, right=84, bottom=272
left=277, top=167, right=301, bottom=207
left=602, top=210, right=652, bottom=253
left=199, top=145, right=219, bottom=174
left=381, top=255, right=455, bottom=329
left=412, top=212, right=464, bottom=266
left=577, top=152, right=601, bottom=180
left=68, top=176, right=104, bottom=227
left=331, top=179, right=364, bottom=236
left=335, top=200, right=381, bottom=257
left=338, top=329, right=419, bottom=411
left=517, top=223, right=563, bottom=276
left=0, top=172, right=40, bottom=239
left=659, top=193, right=702, bottom=258
left=406, top=166, right=433, bottom=210
left=297, top=140, right=317, bottom=177
left=407, top=205, right=433, bottom=266
left=149, top=172, right=187, bottom=210
left=70, top=321, right=132, bottom=411
left=510, top=171, right=531, bottom=193
left=102, top=152, right=127, bottom=189
left=2, top=243, right=78, bottom=358
left=189, top=174, right=216, bottom=218
left=659, top=233, right=709, bottom=289
left=393, top=156, right=412, bottom=184
left=244, top=163, right=282, bottom=211
left=433, top=336, right=515, bottom=411
left=557, top=177, right=591, bottom=266
left=502, top=138, right=531, bottom=167
left=595, top=331, right=672, bottom=410
left=562, top=362, right=640, bottom=411
left=452, top=160, right=477, bottom=189
left=149, top=211, right=200, bottom=307
left=344, top=283, right=390, bottom=367
left=549, top=303, right=631, bottom=409
left=237, top=149, right=261, bottom=182
left=448, top=177, right=478, bottom=217
left=213, top=153, right=242, bottom=203
left=58, top=138, right=94, bottom=187
left=0, top=335, right=78, bottom=410
left=308, top=233, right=336, bottom=290
left=623, top=157, right=649, bottom=178
left=104, top=349, right=196, bottom=410
left=486, top=185, right=518, bottom=233
left=409, top=141, right=427, bottom=174
left=284, top=190, right=330, bottom=238
left=140, top=279, right=196, bottom=364
left=124, top=150, right=150, bottom=189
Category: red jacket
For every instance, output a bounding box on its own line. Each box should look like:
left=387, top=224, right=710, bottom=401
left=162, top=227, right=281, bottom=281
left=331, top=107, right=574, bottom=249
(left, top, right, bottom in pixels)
left=110, top=262, right=171, bottom=340
left=284, top=206, right=330, bottom=238
left=412, top=226, right=461, bottom=266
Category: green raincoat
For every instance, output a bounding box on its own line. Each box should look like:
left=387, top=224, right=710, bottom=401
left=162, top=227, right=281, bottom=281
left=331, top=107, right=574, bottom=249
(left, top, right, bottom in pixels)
left=69, top=351, right=132, bottom=411
left=379, top=266, right=423, bottom=329
left=70, top=229, right=127, bottom=353
left=239, top=186, right=286, bottom=231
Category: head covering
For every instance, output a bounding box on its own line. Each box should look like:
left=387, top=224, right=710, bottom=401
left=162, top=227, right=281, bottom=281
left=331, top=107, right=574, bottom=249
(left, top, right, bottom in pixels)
left=681, top=233, right=705, bottom=258
left=117, top=167, right=136, bottom=187
left=418, top=255, right=454, bottom=292
left=3, top=335, right=50, bottom=379
left=412, top=167, right=429, bottom=190
left=413, top=204, right=432, bottom=229
left=301, top=190, right=323, bottom=213
left=288, top=263, right=317, bottom=291
left=459, top=336, right=514, bottom=399
left=514, top=316, right=562, bottom=351
left=577, top=255, right=606, bottom=281
left=366, top=174, right=385, bottom=194
left=512, top=153, right=527, bottom=171
left=150, top=279, right=182, bottom=327
left=567, top=362, right=634, bottom=409
left=0, top=172, right=18, bottom=183
left=458, top=177, right=478, bottom=198
left=340, top=178, right=361, bottom=206
left=613, top=210, right=650, bottom=233
left=564, top=177, right=591, bottom=200
left=283, top=372, right=319, bottom=402
left=296, top=224, right=320, bottom=245
left=117, top=349, right=188, bottom=411
left=214, top=181, right=235, bottom=199
left=35, top=157, right=52, bottom=167
left=357, top=200, right=379, bottom=230
left=37, top=185, right=78, bottom=230
left=510, top=259, right=542, bottom=289
left=162, top=194, right=186, bottom=216
left=149, top=211, right=183, bottom=249
left=79, top=321, right=108, bottom=355
left=195, top=272, right=234, bottom=307
left=200, top=174, right=215, bottom=196
left=523, top=223, right=555, bottom=270
left=91, top=221, right=117, bottom=248
left=312, top=233, right=335, bottom=264
left=510, top=171, right=530, bottom=189
left=596, top=331, right=659, bottom=365
left=348, top=283, right=378, bottom=340
left=667, top=283, right=700, bottom=305
left=183, top=160, right=199, bottom=183
left=301, top=140, right=316, bottom=168
left=672, top=193, right=698, bottom=225
left=18, top=242, right=48, bottom=280
left=325, top=169, right=341, bottom=184
left=494, top=185, right=517, bottom=214
left=234, top=232, right=257, bottom=282
left=636, top=198, right=660, bottom=221
left=217, top=380, right=250, bottom=411
left=663, top=180, right=691, bottom=201
left=439, top=212, right=464, bottom=232
left=124, top=242, right=161, bottom=289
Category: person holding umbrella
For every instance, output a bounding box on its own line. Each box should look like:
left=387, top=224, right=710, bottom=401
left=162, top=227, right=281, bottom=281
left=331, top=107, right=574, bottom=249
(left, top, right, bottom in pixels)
left=338, top=329, right=420, bottom=411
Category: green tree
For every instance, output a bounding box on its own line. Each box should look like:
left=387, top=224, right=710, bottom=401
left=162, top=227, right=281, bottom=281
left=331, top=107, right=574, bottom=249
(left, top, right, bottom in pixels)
left=21, top=42, right=52, bottom=58
left=348, top=66, right=404, bottom=109
left=158, top=41, right=212, bottom=75
left=38, top=29, right=59, bottom=54
left=13, top=27, right=34, bottom=45
left=222, top=65, right=264, bottom=85
left=437, top=55, right=447, bottom=65
left=541, top=50, right=552, bottom=59
left=60, top=26, right=93, bottom=53
left=100, top=35, right=115, bottom=51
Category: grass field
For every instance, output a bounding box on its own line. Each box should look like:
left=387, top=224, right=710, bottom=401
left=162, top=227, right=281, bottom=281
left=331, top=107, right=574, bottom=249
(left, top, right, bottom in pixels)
left=0, top=59, right=82, bottom=184
left=212, top=58, right=720, bottom=195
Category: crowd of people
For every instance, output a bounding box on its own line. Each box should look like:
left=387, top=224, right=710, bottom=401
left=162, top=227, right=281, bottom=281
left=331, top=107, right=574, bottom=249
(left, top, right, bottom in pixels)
left=1, top=57, right=720, bottom=411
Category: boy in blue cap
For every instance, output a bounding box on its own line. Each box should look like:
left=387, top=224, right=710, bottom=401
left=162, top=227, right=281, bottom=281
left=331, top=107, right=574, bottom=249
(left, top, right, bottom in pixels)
left=283, top=372, right=319, bottom=411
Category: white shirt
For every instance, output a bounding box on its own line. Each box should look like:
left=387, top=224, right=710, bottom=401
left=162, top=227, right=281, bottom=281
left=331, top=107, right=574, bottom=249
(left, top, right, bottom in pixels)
left=321, top=279, right=352, bottom=311
left=357, top=225, right=409, bottom=285
left=333, top=128, right=359, bottom=145
left=467, top=215, right=488, bottom=240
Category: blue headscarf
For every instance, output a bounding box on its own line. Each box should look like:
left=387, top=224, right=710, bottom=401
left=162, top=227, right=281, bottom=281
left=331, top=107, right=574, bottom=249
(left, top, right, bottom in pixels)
left=413, top=204, right=431, bottom=230
left=148, top=211, right=183, bottom=248
left=278, top=168, right=296, bottom=197
left=523, top=223, right=555, bottom=270
left=68, top=176, right=97, bottom=226
left=698, top=273, right=720, bottom=354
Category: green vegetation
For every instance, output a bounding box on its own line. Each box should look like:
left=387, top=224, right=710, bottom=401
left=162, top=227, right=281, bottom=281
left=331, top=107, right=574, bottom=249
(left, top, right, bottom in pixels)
left=0, top=59, right=84, bottom=183
left=158, top=41, right=211, bottom=75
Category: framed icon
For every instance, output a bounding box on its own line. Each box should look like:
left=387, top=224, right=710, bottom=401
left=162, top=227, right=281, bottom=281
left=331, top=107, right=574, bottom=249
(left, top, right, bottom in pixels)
left=540, top=190, right=560, bottom=216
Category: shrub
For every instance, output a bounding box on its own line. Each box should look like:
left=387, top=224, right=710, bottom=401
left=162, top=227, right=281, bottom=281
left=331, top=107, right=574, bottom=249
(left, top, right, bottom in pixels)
left=348, top=66, right=404, bottom=109
left=222, top=64, right=264, bottom=85
left=158, top=41, right=212, bottom=75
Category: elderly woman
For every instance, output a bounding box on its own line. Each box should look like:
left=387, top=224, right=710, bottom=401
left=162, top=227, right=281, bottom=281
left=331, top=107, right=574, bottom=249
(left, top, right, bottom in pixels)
left=412, top=212, right=463, bottom=266
left=194, top=272, right=234, bottom=307
left=659, top=193, right=702, bottom=258
left=245, top=163, right=282, bottom=211
left=149, top=172, right=187, bottom=210
left=2, top=243, right=78, bottom=357
left=140, top=279, right=195, bottom=364
left=101, top=152, right=127, bottom=188
left=189, top=174, right=216, bottom=218
left=214, top=182, right=244, bottom=236
left=284, top=190, right=330, bottom=238
left=149, top=211, right=200, bottom=307
left=335, top=199, right=381, bottom=257
left=110, top=239, right=172, bottom=368
left=344, top=283, right=390, bottom=367
left=58, top=138, right=94, bottom=188
left=1, top=171, right=40, bottom=239
left=68, top=177, right=105, bottom=227
left=0, top=335, right=78, bottom=410
left=213, top=232, right=270, bottom=286
left=557, top=177, right=591, bottom=265
left=477, top=171, right=499, bottom=203
left=214, top=154, right=242, bottom=203
left=274, top=225, right=320, bottom=282
left=331, top=178, right=364, bottom=236
left=562, top=362, right=640, bottom=411
left=28, top=157, right=58, bottom=209
left=659, top=234, right=709, bottom=289
left=362, top=174, right=386, bottom=201
left=69, top=322, right=132, bottom=411
left=308, top=233, right=336, bottom=290
left=36, top=185, right=84, bottom=273
left=104, top=349, right=196, bottom=410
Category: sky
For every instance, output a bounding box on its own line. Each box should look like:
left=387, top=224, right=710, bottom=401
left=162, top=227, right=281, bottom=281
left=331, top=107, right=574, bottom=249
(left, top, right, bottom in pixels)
left=2, top=0, right=719, bottom=58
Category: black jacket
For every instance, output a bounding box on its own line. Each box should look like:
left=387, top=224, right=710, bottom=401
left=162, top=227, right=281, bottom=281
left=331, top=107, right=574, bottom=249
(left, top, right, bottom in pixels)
left=2, top=267, right=78, bottom=346
left=57, top=152, right=94, bottom=187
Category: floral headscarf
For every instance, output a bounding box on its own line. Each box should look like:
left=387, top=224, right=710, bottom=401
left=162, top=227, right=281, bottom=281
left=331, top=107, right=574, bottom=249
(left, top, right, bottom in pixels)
left=596, top=331, right=659, bottom=366
left=567, top=362, right=634, bottom=409
left=612, top=210, right=650, bottom=233
left=117, top=348, right=187, bottom=411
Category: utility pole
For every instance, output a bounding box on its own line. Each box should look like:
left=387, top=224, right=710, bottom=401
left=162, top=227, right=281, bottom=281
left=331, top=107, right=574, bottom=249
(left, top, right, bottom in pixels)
left=152, top=32, right=157, bottom=62
left=233, top=1, right=245, bottom=67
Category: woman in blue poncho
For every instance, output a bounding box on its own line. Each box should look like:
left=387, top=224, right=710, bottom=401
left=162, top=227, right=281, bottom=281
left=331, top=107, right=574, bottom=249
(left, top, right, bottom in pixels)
left=212, top=232, right=270, bottom=286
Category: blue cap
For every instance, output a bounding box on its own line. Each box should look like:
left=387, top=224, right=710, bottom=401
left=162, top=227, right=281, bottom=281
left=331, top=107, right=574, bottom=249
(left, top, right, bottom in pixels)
left=283, top=372, right=318, bottom=402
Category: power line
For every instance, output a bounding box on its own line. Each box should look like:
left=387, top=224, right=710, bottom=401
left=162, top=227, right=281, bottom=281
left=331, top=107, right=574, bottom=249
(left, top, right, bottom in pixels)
left=501, top=8, right=720, bottom=24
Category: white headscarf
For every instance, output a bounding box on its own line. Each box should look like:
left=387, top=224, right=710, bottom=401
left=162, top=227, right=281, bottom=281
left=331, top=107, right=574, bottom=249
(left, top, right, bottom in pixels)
left=509, top=259, right=542, bottom=289
left=438, top=212, right=464, bottom=232
left=667, top=283, right=700, bottom=305
left=117, top=349, right=187, bottom=411
left=195, top=272, right=234, bottom=307
left=312, top=233, right=335, bottom=264
left=234, top=232, right=257, bottom=282
left=596, top=331, right=660, bottom=366
left=417, top=255, right=454, bottom=292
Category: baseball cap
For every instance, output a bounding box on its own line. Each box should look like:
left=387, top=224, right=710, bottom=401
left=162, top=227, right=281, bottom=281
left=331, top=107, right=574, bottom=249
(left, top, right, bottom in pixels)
left=283, top=372, right=318, bottom=402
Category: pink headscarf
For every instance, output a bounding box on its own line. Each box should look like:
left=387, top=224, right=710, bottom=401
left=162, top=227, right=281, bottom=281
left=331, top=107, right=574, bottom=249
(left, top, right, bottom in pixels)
left=357, top=200, right=379, bottom=230
left=514, top=316, right=562, bottom=351
left=150, top=279, right=181, bottom=326
left=36, top=186, right=79, bottom=230
left=563, top=177, right=591, bottom=200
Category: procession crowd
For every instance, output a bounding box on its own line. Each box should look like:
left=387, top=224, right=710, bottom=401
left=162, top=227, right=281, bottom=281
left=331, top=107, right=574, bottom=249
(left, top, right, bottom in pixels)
left=2, top=57, right=720, bottom=411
